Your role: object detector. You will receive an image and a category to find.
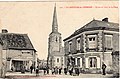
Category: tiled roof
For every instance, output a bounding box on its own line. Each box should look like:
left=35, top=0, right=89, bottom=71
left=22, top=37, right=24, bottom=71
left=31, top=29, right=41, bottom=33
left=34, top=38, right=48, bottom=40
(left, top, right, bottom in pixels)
left=0, top=33, right=36, bottom=51
left=63, top=20, right=119, bottom=41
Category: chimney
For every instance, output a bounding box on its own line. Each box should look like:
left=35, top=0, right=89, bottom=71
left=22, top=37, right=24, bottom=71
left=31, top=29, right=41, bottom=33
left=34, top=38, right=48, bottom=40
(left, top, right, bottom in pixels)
left=2, top=29, right=8, bottom=33
left=102, top=17, right=108, bottom=22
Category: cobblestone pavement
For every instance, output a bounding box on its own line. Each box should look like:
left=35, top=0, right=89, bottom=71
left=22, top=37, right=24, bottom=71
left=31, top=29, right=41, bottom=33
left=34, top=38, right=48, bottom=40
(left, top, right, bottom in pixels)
left=5, top=71, right=113, bottom=79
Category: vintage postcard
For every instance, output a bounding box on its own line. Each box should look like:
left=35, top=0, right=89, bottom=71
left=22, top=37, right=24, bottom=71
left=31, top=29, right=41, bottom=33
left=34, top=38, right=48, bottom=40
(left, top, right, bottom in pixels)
left=0, top=0, right=119, bottom=79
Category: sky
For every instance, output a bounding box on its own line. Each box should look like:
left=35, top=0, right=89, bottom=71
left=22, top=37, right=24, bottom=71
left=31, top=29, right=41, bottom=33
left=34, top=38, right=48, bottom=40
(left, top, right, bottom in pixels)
left=0, top=1, right=119, bottom=60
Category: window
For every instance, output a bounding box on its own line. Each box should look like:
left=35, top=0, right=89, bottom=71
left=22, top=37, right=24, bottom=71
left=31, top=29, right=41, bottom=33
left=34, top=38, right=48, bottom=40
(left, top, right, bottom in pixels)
left=22, top=52, right=30, bottom=54
left=56, top=36, right=58, bottom=42
left=61, top=57, right=63, bottom=62
left=89, top=57, right=97, bottom=68
left=69, top=42, right=72, bottom=52
left=57, top=58, right=59, bottom=63
left=89, top=38, right=92, bottom=41
left=77, top=38, right=81, bottom=50
left=93, top=37, right=95, bottom=41
left=88, top=35, right=97, bottom=49
left=105, top=35, right=112, bottom=48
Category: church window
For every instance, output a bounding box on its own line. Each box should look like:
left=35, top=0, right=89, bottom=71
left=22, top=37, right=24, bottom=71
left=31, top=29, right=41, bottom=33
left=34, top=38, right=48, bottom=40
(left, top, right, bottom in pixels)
left=57, top=58, right=59, bottom=63
left=89, top=57, right=97, bottom=68
left=105, top=35, right=112, bottom=48
left=59, top=37, right=61, bottom=42
left=56, top=36, right=58, bottom=42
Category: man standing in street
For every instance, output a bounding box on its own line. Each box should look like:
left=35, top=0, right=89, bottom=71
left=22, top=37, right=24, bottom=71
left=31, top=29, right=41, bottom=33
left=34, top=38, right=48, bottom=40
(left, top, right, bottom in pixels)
left=30, top=65, right=33, bottom=74
left=102, top=62, right=107, bottom=75
left=64, top=67, right=67, bottom=75
left=36, top=66, right=39, bottom=76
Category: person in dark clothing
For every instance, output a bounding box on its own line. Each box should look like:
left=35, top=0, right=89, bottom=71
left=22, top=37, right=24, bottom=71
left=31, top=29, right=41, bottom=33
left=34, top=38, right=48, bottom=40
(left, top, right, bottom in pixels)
left=74, top=67, right=77, bottom=76
left=55, top=67, right=58, bottom=74
left=102, top=62, right=107, bottom=75
left=30, top=65, right=33, bottom=74
left=64, top=68, right=67, bottom=75
left=52, top=67, right=54, bottom=75
left=59, top=67, right=62, bottom=75
left=69, top=67, right=73, bottom=76
left=71, top=68, right=73, bottom=75
left=36, top=66, right=39, bottom=76
left=11, top=67, right=13, bottom=72
left=47, top=69, right=49, bottom=74
left=43, top=67, right=46, bottom=75
left=76, top=68, right=80, bottom=76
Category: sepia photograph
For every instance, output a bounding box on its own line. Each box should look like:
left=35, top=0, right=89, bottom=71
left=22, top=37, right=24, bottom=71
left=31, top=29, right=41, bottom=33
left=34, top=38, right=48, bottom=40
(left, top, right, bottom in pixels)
left=0, top=0, right=119, bottom=79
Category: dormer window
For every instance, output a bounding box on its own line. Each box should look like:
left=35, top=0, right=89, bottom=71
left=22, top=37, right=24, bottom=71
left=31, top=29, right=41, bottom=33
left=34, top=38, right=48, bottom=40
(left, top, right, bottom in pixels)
left=88, top=35, right=97, bottom=49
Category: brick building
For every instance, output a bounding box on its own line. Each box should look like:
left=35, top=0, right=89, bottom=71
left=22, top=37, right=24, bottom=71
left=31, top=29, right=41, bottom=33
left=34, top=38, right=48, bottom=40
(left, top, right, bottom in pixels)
left=0, top=29, right=37, bottom=72
left=63, top=18, right=119, bottom=73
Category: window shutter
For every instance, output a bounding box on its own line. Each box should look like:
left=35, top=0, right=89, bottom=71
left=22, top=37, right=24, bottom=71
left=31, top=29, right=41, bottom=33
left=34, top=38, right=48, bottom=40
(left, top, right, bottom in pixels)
left=85, top=58, right=89, bottom=68
left=105, top=35, right=112, bottom=48
left=97, top=57, right=100, bottom=68
left=75, top=58, right=77, bottom=65
left=80, top=58, right=82, bottom=68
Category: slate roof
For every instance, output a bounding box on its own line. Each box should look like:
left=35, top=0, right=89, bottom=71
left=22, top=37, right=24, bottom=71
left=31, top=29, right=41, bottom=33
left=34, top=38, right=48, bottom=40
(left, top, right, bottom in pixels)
left=0, top=33, right=36, bottom=52
left=63, top=20, right=119, bottom=41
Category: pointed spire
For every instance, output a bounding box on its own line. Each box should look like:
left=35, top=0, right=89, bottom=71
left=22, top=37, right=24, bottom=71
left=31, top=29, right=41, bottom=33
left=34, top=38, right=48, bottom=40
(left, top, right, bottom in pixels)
left=52, top=3, right=58, bottom=33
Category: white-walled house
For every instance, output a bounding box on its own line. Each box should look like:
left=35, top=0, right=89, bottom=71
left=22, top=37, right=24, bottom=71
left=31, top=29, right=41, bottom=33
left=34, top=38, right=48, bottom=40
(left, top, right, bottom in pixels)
left=0, top=29, right=37, bottom=72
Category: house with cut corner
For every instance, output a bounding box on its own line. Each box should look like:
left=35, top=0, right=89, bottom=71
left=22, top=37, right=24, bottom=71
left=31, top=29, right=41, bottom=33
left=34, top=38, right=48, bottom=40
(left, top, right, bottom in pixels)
left=63, top=18, right=119, bottom=73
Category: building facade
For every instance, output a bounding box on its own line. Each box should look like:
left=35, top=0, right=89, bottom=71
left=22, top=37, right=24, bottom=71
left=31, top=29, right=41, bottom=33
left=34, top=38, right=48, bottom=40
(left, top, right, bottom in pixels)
left=0, top=38, right=4, bottom=77
left=0, top=29, right=37, bottom=72
left=47, top=5, right=64, bottom=69
left=111, top=51, right=119, bottom=77
left=63, top=18, right=119, bottom=73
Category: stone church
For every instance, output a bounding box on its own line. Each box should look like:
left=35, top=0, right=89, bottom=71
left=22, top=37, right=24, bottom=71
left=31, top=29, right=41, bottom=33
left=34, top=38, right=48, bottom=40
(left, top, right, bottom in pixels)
left=47, top=5, right=64, bottom=69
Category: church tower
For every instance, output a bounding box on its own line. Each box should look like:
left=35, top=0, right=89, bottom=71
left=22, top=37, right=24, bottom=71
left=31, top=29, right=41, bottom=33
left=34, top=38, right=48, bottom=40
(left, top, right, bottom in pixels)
left=47, top=4, right=64, bottom=69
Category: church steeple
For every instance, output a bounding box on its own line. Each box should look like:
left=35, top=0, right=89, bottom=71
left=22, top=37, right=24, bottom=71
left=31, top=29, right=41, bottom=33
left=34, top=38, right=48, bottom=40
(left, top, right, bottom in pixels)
left=52, top=4, right=58, bottom=33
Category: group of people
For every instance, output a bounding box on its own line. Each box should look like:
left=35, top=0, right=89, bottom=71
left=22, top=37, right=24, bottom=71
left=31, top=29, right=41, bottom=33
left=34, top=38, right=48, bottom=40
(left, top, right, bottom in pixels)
left=29, top=63, right=107, bottom=76
left=63, top=67, right=80, bottom=76
left=30, top=65, right=39, bottom=76
left=51, top=67, right=62, bottom=75
left=13, top=62, right=107, bottom=76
